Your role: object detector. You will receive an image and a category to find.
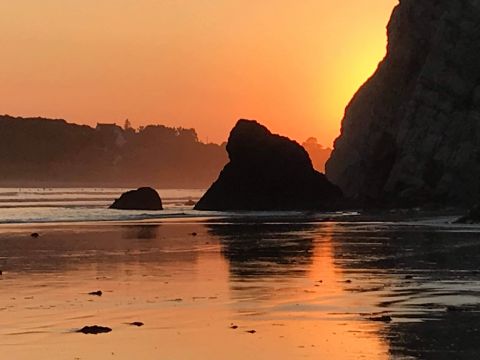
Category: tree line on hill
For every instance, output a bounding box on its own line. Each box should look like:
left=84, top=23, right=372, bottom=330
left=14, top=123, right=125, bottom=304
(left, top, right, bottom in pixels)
left=0, top=115, right=227, bottom=188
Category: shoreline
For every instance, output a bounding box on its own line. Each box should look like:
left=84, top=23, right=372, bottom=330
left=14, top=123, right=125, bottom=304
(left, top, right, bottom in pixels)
left=1, top=213, right=480, bottom=359
left=0, top=209, right=475, bottom=236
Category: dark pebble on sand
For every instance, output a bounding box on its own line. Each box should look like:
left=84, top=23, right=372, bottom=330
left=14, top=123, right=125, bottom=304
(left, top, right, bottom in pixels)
left=77, top=325, right=112, bottom=334
left=345, top=279, right=352, bottom=283
left=190, top=232, right=198, bottom=236
left=31, top=233, right=39, bottom=238
left=230, top=324, right=238, bottom=329
left=129, top=322, right=144, bottom=327
left=88, top=290, right=102, bottom=296
left=369, top=315, right=392, bottom=323
left=246, top=330, right=256, bottom=334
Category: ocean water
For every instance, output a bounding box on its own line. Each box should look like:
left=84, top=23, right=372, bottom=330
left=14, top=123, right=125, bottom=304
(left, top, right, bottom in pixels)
left=0, top=188, right=208, bottom=224
left=0, top=188, right=344, bottom=224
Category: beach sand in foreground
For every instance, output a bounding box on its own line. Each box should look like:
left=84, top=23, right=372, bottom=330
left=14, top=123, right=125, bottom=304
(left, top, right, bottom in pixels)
left=1, top=220, right=480, bottom=359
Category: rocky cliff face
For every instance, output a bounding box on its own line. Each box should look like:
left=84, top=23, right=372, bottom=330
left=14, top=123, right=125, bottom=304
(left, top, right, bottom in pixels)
left=326, top=0, right=480, bottom=206
left=195, top=120, right=342, bottom=211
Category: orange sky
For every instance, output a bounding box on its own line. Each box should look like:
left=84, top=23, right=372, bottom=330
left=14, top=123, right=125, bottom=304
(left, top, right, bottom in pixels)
left=0, top=0, right=398, bottom=146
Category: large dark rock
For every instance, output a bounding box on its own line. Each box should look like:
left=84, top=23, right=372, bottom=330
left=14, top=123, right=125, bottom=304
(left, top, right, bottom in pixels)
left=110, top=187, right=163, bottom=210
left=195, top=120, right=342, bottom=211
left=326, top=0, right=480, bottom=207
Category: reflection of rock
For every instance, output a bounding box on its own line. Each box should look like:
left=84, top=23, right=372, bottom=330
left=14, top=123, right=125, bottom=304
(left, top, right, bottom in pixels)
left=328, top=222, right=480, bottom=358
left=121, top=225, right=159, bottom=239
left=326, top=1, right=480, bottom=206
left=388, top=309, right=480, bottom=359
left=195, top=120, right=342, bottom=211
left=208, top=221, right=314, bottom=278
left=110, top=187, right=163, bottom=210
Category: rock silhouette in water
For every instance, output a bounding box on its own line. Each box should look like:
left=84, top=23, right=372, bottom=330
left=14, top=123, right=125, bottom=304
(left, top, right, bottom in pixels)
left=195, top=119, right=342, bottom=210
left=326, top=0, right=480, bottom=206
left=110, top=187, right=163, bottom=210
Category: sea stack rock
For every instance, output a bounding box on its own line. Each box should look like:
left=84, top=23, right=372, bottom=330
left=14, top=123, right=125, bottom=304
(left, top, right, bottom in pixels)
left=195, top=119, right=342, bottom=211
left=326, top=0, right=480, bottom=206
left=110, top=187, right=163, bottom=210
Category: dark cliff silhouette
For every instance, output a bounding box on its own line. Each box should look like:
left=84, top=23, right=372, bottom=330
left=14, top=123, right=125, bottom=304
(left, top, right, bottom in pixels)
left=195, top=119, right=342, bottom=211
left=0, top=115, right=227, bottom=188
left=326, top=0, right=480, bottom=207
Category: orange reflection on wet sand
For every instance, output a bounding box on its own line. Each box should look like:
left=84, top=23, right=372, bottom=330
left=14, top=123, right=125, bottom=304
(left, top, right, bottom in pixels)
left=0, top=222, right=389, bottom=359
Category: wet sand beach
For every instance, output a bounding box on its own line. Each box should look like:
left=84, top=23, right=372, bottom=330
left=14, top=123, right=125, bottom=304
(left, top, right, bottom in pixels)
left=1, top=218, right=480, bottom=359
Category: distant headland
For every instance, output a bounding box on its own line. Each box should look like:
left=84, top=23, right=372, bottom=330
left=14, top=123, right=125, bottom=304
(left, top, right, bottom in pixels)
left=0, top=115, right=226, bottom=188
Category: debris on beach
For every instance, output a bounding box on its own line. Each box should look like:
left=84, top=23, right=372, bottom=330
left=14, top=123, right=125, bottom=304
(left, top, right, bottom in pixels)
left=246, top=330, right=257, bottom=334
left=230, top=324, right=238, bottom=329
left=88, top=290, right=103, bottom=296
left=77, top=325, right=112, bottom=334
left=31, top=232, right=40, bottom=238
left=128, top=322, right=144, bottom=327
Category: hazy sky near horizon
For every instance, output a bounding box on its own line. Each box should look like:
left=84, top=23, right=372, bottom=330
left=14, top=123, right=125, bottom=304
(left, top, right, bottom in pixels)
left=0, top=0, right=398, bottom=145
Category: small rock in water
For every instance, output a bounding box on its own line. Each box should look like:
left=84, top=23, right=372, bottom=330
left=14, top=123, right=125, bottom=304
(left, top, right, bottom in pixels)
left=246, top=330, right=256, bottom=334
left=368, top=315, right=392, bottom=323
left=31, top=233, right=40, bottom=238
left=88, top=290, right=102, bottom=296
left=109, top=187, right=163, bottom=210
left=77, top=325, right=112, bottom=334
left=129, top=322, right=144, bottom=327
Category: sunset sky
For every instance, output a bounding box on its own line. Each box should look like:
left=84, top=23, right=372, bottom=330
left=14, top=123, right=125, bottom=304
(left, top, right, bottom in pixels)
left=0, top=0, right=398, bottom=146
